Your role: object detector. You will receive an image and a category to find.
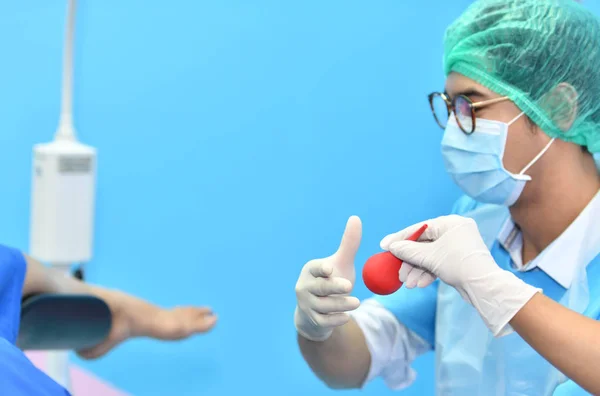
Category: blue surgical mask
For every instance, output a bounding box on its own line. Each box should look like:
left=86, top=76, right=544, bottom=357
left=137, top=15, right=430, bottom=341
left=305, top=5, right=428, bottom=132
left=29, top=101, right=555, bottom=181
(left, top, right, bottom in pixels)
left=441, top=113, right=555, bottom=206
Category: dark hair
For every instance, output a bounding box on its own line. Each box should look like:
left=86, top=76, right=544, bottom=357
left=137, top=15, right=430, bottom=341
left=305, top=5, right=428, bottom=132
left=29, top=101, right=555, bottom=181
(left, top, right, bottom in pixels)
left=525, top=114, right=538, bottom=132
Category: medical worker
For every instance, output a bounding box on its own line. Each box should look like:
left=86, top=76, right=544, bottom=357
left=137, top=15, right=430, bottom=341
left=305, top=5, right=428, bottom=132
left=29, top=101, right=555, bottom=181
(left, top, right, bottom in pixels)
left=294, top=0, right=600, bottom=395
left=1, top=250, right=217, bottom=395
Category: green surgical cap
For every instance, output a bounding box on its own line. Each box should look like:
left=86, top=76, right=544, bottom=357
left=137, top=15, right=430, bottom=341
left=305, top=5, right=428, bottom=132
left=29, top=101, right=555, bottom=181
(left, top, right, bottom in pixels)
left=443, top=0, right=600, bottom=152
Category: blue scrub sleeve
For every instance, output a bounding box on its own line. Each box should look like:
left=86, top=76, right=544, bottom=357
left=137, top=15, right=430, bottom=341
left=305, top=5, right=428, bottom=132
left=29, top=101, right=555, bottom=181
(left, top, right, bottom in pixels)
left=0, top=338, right=71, bottom=396
left=0, top=245, right=27, bottom=344
left=0, top=245, right=70, bottom=395
left=372, top=195, right=479, bottom=347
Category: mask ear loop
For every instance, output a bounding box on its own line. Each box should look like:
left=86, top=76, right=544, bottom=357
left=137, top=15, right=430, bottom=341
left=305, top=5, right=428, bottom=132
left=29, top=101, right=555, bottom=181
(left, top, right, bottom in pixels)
left=519, top=138, right=555, bottom=175
left=507, top=112, right=556, bottom=176
left=508, top=112, right=525, bottom=126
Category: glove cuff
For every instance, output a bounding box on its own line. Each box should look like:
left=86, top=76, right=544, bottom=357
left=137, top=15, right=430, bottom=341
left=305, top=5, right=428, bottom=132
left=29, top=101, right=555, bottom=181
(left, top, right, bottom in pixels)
left=464, top=270, right=542, bottom=337
left=294, top=307, right=333, bottom=342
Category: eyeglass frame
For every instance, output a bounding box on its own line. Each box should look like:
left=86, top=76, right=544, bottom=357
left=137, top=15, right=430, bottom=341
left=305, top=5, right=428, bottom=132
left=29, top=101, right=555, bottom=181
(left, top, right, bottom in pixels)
left=427, top=92, right=511, bottom=134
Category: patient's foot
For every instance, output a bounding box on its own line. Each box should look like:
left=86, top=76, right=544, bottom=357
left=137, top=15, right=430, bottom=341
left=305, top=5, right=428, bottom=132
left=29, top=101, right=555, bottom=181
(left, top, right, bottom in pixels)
left=76, top=287, right=217, bottom=359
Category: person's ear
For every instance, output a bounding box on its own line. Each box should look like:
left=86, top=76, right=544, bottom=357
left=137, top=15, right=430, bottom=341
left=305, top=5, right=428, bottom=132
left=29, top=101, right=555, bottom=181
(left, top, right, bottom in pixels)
left=541, top=83, right=578, bottom=132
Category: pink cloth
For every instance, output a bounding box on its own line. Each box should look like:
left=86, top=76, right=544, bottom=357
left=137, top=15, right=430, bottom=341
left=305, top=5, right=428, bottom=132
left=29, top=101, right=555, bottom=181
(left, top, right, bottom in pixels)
left=25, top=351, right=128, bottom=396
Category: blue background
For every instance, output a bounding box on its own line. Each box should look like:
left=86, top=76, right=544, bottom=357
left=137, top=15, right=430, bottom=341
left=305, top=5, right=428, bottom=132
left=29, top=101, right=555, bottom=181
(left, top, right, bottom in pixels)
left=4, top=1, right=598, bottom=395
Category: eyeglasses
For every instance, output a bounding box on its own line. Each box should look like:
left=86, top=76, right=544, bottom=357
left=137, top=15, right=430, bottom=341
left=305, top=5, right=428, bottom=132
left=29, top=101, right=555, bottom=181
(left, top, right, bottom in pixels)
left=428, top=92, right=510, bottom=134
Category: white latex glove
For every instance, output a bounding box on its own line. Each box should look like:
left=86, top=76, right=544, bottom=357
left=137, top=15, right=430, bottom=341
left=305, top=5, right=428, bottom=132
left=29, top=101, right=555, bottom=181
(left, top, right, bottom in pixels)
left=380, top=215, right=541, bottom=337
left=294, top=216, right=362, bottom=341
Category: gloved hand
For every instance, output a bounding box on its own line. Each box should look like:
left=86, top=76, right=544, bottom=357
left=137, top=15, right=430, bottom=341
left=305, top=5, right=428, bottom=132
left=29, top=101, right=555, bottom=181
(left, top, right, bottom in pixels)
left=380, top=215, right=541, bottom=337
left=294, top=216, right=362, bottom=341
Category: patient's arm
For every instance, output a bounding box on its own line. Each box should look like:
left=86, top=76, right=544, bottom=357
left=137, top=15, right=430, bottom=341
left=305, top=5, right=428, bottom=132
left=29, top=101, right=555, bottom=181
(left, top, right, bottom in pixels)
left=21, top=254, right=217, bottom=359
left=22, top=254, right=89, bottom=297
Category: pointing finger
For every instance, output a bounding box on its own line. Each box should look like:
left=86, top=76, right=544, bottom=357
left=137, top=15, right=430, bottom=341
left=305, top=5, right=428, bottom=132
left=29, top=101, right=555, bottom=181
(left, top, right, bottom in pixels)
left=336, top=216, right=362, bottom=265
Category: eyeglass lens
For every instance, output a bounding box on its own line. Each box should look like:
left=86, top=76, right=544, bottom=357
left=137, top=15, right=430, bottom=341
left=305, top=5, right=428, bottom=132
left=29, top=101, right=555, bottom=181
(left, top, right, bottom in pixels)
left=430, top=93, right=474, bottom=133
left=454, top=95, right=473, bottom=133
